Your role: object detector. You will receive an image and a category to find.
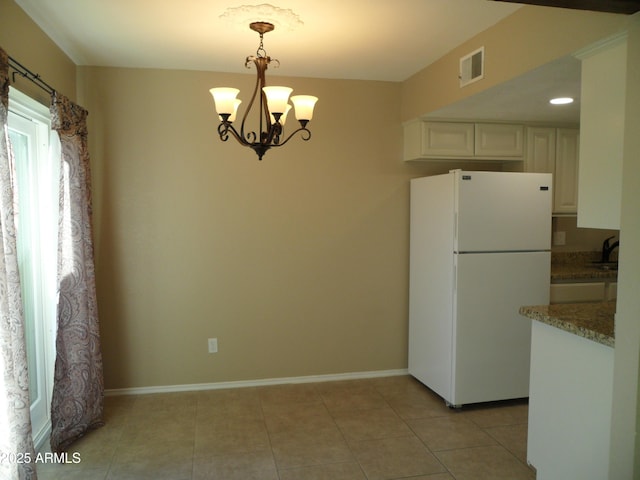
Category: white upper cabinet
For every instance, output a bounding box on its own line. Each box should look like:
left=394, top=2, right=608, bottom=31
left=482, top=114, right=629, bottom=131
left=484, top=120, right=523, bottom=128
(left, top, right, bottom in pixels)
left=525, top=127, right=579, bottom=215
left=403, top=121, right=524, bottom=161
left=576, top=34, right=627, bottom=230
left=525, top=127, right=556, bottom=174
left=554, top=129, right=580, bottom=214
left=474, top=123, right=524, bottom=157
left=403, top=121, right=474, bottom=159
left=420, top=122, right=474, bottom=157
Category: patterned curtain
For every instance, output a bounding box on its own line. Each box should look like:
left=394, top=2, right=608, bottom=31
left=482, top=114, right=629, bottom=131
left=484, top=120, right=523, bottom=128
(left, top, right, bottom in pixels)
left=49, top=93, right=104, bottom=452
left=0, top=48, right=38, bottom=480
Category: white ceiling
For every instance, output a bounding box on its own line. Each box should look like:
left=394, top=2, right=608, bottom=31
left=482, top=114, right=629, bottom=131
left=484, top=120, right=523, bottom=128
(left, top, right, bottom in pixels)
left=15, top=0, right=523, bottom=81
left=427, top=55, right=582, bottom=124
left=15, top=0, right=584, bottom=123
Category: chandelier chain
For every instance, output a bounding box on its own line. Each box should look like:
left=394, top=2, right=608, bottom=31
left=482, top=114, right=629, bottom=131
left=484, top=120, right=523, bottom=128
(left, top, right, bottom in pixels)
left=256, top=33, right=267, bottom=58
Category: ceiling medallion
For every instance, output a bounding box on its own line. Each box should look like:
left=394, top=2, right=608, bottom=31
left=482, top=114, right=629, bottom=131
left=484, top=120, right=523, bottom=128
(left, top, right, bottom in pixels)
left=219, top=4, right=304, bottom=31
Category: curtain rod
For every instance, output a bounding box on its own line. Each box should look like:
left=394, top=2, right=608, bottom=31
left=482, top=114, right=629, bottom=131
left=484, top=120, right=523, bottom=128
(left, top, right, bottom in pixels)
left=8, top=55, right=55, bottom=96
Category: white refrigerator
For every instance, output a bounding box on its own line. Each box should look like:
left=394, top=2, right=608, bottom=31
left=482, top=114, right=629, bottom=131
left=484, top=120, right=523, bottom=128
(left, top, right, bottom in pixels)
left=408, top=170, right=552, bottom=407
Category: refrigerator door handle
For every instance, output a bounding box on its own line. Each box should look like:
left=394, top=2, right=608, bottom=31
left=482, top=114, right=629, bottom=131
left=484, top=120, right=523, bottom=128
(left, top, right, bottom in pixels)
left=456, top=249, right=551, bottom=254
left=454, top=211, right=458, bottom=247
left=453, top=255, right=457, bottom=291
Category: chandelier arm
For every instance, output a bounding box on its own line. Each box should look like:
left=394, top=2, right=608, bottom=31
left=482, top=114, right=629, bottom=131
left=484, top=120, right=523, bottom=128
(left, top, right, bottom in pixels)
left=238, top=62, right=258, bottom=144
left=257, top=59, right=273, bottom=138
left=270, top=126, right=312, bottom=148
left=261, top=121, right=283, bottom=146
left=218, top=122, right=290, bottom=160
left=238, top=56, right=275, bottom=147
left=218, top=122, right=251, bottom=146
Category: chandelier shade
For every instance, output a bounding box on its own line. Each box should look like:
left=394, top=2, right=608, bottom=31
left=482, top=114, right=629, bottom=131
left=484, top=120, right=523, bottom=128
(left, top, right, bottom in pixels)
left=262, top=86, right=293, bottom=116
left=210, top=88, right=243, bottom=122
left=210, top=21, right=318, bottom=160
left=291, top=95, right=318, bottom=122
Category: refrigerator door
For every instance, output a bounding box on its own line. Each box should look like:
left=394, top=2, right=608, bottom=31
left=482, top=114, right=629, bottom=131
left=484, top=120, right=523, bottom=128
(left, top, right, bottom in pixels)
left=454, top=171, right=552, bottom=252
left=450, top=250, right=550, bottom=406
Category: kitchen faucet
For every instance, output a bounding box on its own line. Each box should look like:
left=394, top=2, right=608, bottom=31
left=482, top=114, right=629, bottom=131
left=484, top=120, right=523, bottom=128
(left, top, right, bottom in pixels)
left=601, top=236, right=619, bottom=263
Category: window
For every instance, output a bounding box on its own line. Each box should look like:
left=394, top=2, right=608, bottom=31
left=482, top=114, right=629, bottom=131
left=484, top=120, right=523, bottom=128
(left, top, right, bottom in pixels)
left=8, top=87, right=60, bottom=449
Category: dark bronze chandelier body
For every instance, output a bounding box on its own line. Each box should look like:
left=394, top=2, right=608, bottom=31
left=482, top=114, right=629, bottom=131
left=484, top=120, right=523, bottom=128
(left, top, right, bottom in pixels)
left=212, top=22, right=317, bottom=160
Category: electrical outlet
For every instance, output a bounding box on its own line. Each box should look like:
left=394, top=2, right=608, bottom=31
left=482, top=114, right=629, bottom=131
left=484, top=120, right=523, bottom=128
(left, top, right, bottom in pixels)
left=553, top=231, right=566, bottom=246
left=208, top=338, right=218, bottom=353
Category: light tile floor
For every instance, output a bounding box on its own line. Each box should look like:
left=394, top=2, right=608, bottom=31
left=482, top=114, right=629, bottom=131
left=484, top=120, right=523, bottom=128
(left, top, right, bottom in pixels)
left=37, top=375, right=535, bottom=479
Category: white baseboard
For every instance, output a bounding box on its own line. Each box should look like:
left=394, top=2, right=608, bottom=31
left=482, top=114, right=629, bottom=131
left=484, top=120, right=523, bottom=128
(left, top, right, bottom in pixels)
left=105, top=368, right=409, bottom=397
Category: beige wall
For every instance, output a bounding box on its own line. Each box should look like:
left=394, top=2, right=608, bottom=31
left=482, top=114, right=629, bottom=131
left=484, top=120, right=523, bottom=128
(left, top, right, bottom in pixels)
left=551, top=217, right=618, bottom=253
left=80, top=65, right=501, bottom=389
left=401, top=6, right=628, bottom=122
left=79, top=66, right=448, bottom=389
left=78, top=65, right=504, bottom=389
left=0, top=0, right=76, bottom=104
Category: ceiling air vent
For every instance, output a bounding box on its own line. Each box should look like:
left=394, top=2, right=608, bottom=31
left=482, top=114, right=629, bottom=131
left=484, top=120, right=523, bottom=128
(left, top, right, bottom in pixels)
left=459, top=46, right=484, bottom=87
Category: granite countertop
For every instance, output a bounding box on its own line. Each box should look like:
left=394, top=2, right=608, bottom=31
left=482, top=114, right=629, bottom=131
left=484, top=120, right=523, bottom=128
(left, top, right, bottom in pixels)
left=551, top=251, right=618, bottom=282
left=519, top=301, right=616, bottom=348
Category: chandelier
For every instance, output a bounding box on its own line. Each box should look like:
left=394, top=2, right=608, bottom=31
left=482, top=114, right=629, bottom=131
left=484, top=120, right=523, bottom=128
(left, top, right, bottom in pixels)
left=210, top=22, right=318, bottom=160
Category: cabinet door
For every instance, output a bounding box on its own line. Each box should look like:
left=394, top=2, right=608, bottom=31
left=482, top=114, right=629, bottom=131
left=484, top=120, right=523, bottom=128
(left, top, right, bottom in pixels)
left=474, top=123, right=524, bottom=157
left=577, top=37, right=626, bottom=230
left=421, top=122, right=474, bottom=157
left=525, top=127, right=556, bottom=173
left=554, top=128, right=580, bottom=214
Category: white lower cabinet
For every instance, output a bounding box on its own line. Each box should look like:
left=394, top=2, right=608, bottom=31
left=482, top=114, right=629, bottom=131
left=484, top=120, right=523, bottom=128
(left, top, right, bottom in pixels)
left=528, top=321, right=613, bottom=479
left=550, top=280, right=616, bottom=303
left=549, top=282, right=605, bottom=303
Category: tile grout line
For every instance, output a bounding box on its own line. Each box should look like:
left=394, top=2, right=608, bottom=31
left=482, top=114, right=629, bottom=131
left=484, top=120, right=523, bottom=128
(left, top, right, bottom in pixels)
left=481, top=422, right=533, bottom=473
left=257, top=389, right=283, bottom=480
left=105, top=394, right=141, bottom=480
left=398, top=400, right=456, bottom=478
left=316, top=383, right=372, bottom=480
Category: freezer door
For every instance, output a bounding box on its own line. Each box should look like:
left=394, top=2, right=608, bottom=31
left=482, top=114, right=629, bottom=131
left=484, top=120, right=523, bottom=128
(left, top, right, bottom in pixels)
left=451, top=251, right=550, bottom=406
left=455, top=171, right=552, bottom=252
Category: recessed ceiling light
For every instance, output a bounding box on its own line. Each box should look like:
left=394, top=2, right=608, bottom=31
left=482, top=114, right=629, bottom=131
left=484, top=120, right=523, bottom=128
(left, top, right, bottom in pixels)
left=550, top=97, right=574, bottom=105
